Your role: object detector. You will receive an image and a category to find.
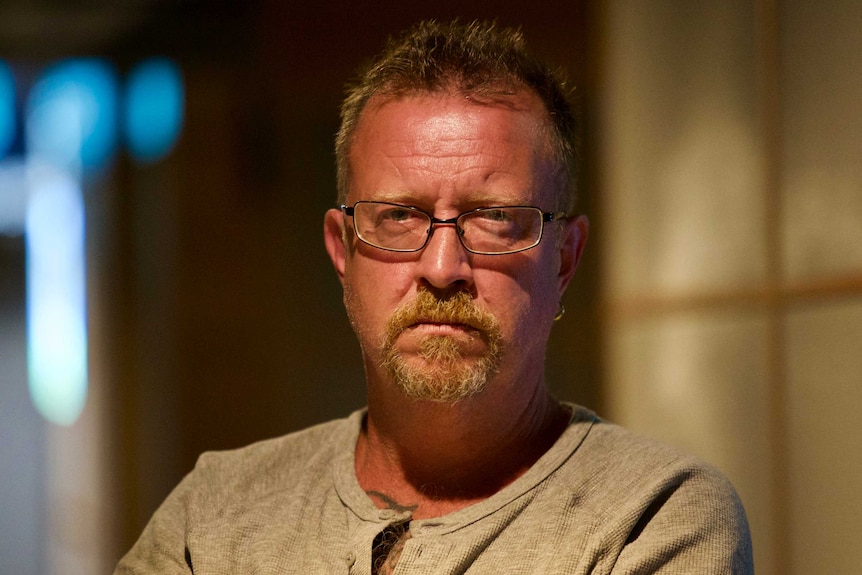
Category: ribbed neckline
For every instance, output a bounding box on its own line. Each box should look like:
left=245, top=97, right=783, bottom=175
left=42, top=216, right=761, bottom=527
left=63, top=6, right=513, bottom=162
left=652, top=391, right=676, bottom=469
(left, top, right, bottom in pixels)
left=331, top=403, right=598, bottom=534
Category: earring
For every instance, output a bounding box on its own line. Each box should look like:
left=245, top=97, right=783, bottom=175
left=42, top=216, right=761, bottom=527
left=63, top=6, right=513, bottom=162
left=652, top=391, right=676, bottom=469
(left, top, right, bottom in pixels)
left=554, top=302, right=566, bottom=321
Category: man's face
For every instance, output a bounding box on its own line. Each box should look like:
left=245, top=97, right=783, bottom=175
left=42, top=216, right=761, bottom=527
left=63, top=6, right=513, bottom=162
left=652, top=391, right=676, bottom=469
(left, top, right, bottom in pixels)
left=324, top=91, right=587, bottom=403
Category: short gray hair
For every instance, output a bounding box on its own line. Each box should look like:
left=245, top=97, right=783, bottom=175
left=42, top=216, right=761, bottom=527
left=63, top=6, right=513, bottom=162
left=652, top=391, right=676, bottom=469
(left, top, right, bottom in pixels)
left=335, top=19, right=580, bottom=213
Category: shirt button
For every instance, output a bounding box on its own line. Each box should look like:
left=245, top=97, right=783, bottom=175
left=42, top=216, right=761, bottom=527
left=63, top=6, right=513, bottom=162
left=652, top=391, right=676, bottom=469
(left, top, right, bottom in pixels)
left=378, top=509, right=395, bottom=520
left=345, top=551, right=356, bottom=566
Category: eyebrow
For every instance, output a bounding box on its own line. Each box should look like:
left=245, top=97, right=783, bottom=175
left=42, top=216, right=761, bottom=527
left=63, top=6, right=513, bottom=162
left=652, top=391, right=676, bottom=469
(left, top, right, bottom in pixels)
left=367, top=190, right=529, bottom=207
left=367, top=191, right=420, bottom=204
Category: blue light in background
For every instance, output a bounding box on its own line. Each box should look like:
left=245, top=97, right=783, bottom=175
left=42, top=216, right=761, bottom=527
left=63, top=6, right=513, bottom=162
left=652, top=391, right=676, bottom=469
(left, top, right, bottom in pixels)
left=14, top=57, right=183, bottom=425
left=0, top=61, right=14, bottom=159
left=25, top=169, right=88, bottom=426
left=22, top=58, right=118, bottom=426
left=125, top=58, right=184, bottom=163
left=26, top=59, right=118, bottom=171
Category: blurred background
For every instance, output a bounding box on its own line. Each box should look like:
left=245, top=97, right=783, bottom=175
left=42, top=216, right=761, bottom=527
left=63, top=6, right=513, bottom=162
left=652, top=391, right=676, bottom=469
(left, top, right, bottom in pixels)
left=0, top=1, right=860, bottom=573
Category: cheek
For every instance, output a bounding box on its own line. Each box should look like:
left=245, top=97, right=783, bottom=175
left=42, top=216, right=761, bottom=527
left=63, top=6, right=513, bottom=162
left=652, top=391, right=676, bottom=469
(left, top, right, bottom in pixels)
left=343, top=257, right=413, bottom=342
left=341, top=274, right=366, bottom=341
left=514, top=282, right=557, bottom=340
left=479, top=258, right=559, bottom=341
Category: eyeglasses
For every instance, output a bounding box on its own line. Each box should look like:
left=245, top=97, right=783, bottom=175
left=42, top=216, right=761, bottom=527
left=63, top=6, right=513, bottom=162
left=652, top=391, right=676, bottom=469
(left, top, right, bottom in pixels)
left=341, top=201, right=567, bottom=255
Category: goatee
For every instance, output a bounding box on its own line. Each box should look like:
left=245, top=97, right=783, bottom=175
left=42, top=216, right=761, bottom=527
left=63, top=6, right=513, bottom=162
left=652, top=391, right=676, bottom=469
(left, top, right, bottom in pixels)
left=380, top=288, right=503, bottom=402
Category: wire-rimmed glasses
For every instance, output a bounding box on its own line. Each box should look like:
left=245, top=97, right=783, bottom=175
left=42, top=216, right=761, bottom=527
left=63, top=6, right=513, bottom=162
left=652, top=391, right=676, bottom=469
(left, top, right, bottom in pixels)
left=341, top=201, right=567, bottom=255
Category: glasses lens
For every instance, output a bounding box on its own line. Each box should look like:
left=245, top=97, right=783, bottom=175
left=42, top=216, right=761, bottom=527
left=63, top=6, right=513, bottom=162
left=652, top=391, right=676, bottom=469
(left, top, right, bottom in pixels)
left=352, top=202, right=430, bottom=251
left=459, top=207, right=543, bottom=254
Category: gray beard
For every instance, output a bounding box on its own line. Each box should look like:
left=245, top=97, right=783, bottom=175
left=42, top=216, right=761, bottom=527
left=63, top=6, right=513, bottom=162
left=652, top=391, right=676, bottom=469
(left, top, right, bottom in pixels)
left=381, top=334, right=501, bottom=402
left=379, top=289, right=503, bottom=402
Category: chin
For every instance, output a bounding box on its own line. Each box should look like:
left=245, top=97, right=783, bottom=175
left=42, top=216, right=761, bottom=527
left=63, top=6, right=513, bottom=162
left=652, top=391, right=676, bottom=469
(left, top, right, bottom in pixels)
left=385, top=352, right=497, bottom=402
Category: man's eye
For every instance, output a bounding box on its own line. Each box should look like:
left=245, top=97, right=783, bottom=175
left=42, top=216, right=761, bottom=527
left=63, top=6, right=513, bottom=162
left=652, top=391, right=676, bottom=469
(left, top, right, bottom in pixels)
left=479, top=209, right=513, bottom=222
left=374, top=207, right=427, bottom=230
left=379, top=208, right=415, bottom=222
left=380, top=208, right=410, bottom=222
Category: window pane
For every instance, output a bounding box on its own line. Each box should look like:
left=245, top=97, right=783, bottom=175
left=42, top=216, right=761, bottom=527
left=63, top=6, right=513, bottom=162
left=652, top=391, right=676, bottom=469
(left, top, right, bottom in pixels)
left=786, top=298, right=862, bottom=573
left=781, top=1, right=862, bottom=280
left=600, top=1, right=767, bottom=299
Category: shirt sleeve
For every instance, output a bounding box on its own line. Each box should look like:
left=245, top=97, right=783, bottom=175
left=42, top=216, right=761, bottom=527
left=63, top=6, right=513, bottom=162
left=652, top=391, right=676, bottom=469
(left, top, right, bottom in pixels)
left=113, top=471, right=196, bottom=575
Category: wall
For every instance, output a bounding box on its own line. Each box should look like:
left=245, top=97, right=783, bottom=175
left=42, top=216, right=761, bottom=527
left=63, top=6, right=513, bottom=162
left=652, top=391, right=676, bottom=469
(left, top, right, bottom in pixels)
left=596, top=2, right=862, bottom=573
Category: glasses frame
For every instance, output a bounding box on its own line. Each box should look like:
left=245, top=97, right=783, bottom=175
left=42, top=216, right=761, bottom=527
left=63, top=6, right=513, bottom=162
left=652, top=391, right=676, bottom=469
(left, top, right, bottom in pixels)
left=340, top=201, right=568, bottom=255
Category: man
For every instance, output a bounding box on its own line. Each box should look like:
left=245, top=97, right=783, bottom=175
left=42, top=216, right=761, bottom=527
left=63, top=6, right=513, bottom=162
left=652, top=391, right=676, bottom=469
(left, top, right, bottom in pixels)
left=117, top=20, right=753, bottom=574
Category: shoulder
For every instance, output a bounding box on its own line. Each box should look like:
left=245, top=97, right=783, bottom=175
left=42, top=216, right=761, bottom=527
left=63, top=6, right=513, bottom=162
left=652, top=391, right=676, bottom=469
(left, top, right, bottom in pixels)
left=115, top=412, right=364, bottom=572
left=187, top=410, right=361, bottom=504
left=559, top=410, right=753, bottom=572
left=578, top=415, right=740, bottom=503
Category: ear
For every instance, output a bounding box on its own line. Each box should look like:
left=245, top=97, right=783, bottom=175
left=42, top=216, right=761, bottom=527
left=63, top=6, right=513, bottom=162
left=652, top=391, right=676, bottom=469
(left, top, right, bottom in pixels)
left=557, top=215, right=589, bottom=296
left=324, top=208, right=348, bottom=284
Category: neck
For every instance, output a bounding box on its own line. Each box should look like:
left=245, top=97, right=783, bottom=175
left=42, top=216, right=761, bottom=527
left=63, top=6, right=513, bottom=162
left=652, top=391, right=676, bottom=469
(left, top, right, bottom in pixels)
left=356, top=375, right=569, bottom=519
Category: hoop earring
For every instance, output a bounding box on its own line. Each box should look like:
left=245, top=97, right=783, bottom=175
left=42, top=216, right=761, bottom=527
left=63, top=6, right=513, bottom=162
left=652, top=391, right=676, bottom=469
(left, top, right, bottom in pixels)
left=554, top=302, right=566, bottom=321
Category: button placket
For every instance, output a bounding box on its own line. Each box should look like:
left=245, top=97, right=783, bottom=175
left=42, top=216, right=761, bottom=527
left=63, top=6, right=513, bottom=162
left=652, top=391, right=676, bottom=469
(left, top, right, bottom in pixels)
left=377, top=509, right=396, bottom=521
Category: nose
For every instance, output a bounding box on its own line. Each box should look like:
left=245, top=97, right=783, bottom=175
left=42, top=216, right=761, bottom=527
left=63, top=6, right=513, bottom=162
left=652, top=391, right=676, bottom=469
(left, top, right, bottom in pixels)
left=415, top=222, right=474, bottom=291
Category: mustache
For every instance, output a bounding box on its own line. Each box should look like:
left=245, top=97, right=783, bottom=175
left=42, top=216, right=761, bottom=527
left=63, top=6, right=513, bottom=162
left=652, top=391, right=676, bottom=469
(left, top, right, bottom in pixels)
left=385, top=289, right=499, bottom=337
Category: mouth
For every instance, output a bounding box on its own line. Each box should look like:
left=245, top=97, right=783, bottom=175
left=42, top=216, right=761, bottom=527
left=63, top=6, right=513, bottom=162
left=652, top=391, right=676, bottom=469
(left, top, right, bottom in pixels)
left=409, top=312, right=482, bottom=328
left=404, top=320, right=479, bottom=335
left=384, top=288, right=498, bottom=347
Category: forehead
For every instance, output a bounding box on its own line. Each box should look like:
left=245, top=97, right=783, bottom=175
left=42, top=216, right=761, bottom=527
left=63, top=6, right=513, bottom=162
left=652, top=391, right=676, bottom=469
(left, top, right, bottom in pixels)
left=349, top=91, right=558, bottom=205
left=356, top=89, right=552, bottom=147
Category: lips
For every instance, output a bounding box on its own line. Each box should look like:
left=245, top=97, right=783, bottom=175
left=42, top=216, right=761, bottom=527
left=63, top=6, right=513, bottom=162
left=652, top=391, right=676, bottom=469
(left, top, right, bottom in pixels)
left=384, top=287, right=501, bottom=347
left=406, top=303, right=489, bottom=332
left=405, top=321, right=478, bottom=339
left=407, top=317, right=479, bottom=331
